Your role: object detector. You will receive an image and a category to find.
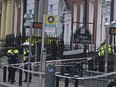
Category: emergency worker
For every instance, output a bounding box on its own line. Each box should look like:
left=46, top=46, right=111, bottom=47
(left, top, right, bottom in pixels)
left=23, top=47, right=32, bottom=82
left=98, top=42, right=112, bottom=72
left=7, top=45, right=19, bottom=84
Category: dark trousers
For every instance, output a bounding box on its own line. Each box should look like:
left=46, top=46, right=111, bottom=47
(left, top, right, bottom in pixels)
left=8, top=66, right=16, bottom=83
left=98, top=56, right=104, bottom=72
left=24, top=64, right=32, bottom=81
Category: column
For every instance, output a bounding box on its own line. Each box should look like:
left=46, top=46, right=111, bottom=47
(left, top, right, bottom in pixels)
left=5, top=0, right=14, bottom=36
left=16, top=0, right=21, bottom=36
left=11, top=0, right=14, bottom=34
left=93, top=0, right=98, bottom=48
left=0, top=0, right=7, bottom=40
left=0, top=14, right=1, bottom=40
left=77, top=0, right=81, bottom=28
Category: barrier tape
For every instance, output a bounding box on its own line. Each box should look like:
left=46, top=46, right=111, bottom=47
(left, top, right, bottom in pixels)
left=46, top=57, right=91, bottom=63
left=85, top=70, right=104, bottom=74
left=75, top=72, right=116, bottom=80
left=0, top=57, right=90, bottom=66
left=3, top=63, right=116, bottom=80
left=55, top=72, right=116, bottom=80
left=1, top=57, right=95, bottom=78
left=3, top=64, right=45, bottom=75
left=1, top=57, right=91, bottom=67
left=55, top=74, right=74, bottom=79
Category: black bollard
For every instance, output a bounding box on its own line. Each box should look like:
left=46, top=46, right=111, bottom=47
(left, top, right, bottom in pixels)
left=65, top=78, right=68, bottom=87
left=19, top=69, right=22, bottom=86
left=107, top=81, right=116, bottom=87
left=75, top=79, right=78, bottom=87
left=3, top=66, right=6, bottom=82
left=56, top=76, right=59, bottom=87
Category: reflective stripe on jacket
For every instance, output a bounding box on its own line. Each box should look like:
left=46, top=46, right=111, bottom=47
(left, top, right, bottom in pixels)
left=98, top=43, right=112, bottom=57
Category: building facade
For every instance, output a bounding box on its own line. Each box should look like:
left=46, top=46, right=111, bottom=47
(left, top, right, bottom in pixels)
left=71, top=0, right=111, bottom=48
left=0, top=0, right=14, bottom=40
left=0, top=0, right=2, bottom=41
left=0, top=0, right=112, bottom=49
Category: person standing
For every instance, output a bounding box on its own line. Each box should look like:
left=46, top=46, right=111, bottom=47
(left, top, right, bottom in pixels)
left=23, top=47, right=32, bottom=82
left=7, top=45, right=19, bottom=84
left=98, top=42, right=112, bottom=72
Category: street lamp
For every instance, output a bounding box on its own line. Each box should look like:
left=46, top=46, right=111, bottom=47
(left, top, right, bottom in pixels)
left=111, top=20, right=116, bottom=26
left=24, top=10, right=34, bottom=87
left=104, top=20, right=116, bottom=73
left=110, top=20, right=116, bottom=71
left=104, top=21, right=110, bottom=73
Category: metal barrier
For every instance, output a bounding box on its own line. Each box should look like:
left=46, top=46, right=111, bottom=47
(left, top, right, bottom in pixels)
left=83, top=70, right=109, bottom=87
left=3, top=59, right=116, bottom=87
left=3, top=64, right=56, bottom=87
left=84, top=79, right=108, bottom=87
left=56, top=74, right=79, bottom=87
left=84, top=70, right=104, bottom=76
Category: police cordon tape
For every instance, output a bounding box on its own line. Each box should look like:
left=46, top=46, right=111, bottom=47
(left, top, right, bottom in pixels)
left=0, top=57, right=91, bottom=67
left=3, top=64, right=45, bottom=75
left=2, top=63, right=116, bottom=80
left=0, top=57, right=91, bottom=76
left=55, top=72, right=116, bottom=80
left=3, top=57, right=114, bottom=80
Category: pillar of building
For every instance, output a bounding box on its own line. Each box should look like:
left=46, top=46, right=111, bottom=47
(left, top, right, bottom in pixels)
left=0, top=0, right=2, bottom=40
left=0, top=15, right=1, bottom=40
left=86, top=0, right=89, bottom=28
left=77, top=0, right=81, bottom=28
left=0, top=0, right=7, bottom=40
left=93, top=0, right=98, bottom=46
left=16, top=0, right=21, bottom=36
left=5, top=0, right=14, bottom=36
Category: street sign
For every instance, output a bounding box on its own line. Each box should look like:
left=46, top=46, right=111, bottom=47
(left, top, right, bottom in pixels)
left=33, top=22, right=43, bottom=29
left=110, top=27, right=116, bottom=35
left=45, top=27, right=56, bottom=33
left=74, top=27, right=91, bottom=44
left=24, top=11, right=34, bottom=28
left=24, top=20, right=31, bottom=28
left=45, top=15, right=56, bottom=27
left=24, top=13, right=34, bottom=20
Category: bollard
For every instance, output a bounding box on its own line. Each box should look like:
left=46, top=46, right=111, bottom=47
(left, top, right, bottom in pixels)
left=65, top=78, right=69, bottom=87
left=3, top=65, right=6, bottom=82
left=107, top=81, right=116, bottom=87
left=19, top=69, right=22, bottom=86
left=56, top=76, right=59, bottom=87
left=75, top=79, right=78, bottom=87
left=45, top=64, right=55, bottom=87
